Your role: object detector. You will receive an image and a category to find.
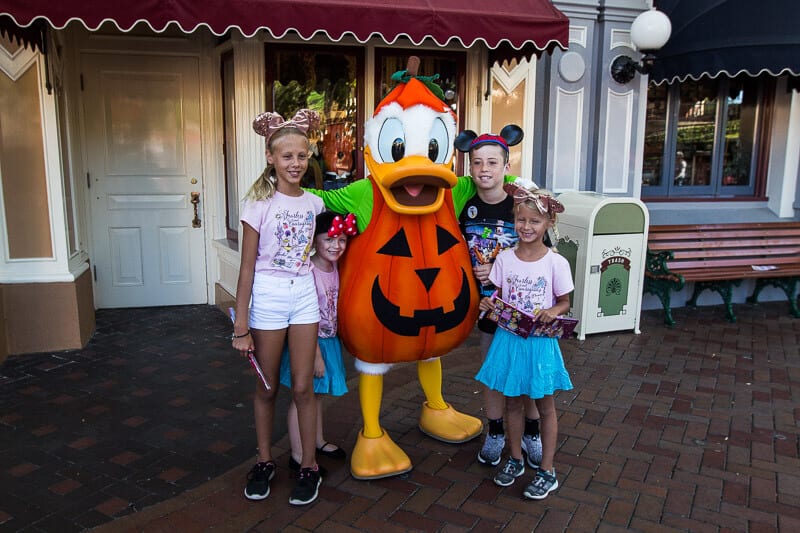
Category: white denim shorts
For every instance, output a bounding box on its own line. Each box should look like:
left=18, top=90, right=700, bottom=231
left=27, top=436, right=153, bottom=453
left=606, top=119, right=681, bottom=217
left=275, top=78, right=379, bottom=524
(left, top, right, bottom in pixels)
left=249, top=272, right=320, bottom=330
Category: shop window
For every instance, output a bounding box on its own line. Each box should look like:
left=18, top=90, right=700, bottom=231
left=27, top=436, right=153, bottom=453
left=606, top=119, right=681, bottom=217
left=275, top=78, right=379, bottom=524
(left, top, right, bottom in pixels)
left=266, top=46, right=363, bottom=189
left=374, top=50, right=466, bottom=175
left=642, top=76, right=769, bottom=199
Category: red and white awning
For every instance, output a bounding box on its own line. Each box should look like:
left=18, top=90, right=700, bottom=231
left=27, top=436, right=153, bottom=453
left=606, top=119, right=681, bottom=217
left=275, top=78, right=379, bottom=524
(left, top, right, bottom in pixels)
left=1, top=0, right=569, bottom=60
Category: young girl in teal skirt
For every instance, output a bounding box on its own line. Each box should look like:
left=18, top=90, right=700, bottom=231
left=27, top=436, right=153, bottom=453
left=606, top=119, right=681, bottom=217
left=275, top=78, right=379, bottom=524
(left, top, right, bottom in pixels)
left=476, top=187, right=573, bottom=500
left=280, top=211, right=355, bottom=472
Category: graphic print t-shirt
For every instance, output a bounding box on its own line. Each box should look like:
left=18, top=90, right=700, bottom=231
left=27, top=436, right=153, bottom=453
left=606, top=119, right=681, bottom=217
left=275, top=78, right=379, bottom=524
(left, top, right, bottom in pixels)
left=459, top=194, right=517, bottom=297
left=313, top=265, right=339, bottom=338
left=489, top=249, right=574, bottom=315
left=240, top=191, right=324, bottom=277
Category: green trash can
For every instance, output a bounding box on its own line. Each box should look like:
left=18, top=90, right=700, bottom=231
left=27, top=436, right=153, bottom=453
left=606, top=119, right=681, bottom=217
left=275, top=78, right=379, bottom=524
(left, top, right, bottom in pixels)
left=555, top=192, right=649, bottom=340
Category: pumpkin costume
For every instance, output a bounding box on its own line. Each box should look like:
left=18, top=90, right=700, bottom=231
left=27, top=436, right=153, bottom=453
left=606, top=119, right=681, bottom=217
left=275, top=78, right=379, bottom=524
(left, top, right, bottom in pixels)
left=313, top=58, right=483, bottom=479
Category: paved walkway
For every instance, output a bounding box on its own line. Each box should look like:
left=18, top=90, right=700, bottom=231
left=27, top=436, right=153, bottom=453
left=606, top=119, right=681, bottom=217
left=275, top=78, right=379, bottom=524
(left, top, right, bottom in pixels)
left=2, top=302, right=799, bottom=532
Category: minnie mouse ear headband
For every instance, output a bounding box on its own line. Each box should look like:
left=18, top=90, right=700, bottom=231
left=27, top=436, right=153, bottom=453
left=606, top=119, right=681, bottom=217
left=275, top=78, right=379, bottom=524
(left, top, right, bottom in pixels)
left=454, top=124, right=524, bottom=153
left=504, top=182, right=564, bottom=216
left=252, top=109, right=321, bottom=143
left=315, top=211, right=358, bottom=238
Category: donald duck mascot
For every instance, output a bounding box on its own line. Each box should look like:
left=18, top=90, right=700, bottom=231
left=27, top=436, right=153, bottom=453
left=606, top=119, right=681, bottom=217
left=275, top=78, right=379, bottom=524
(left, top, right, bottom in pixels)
left=315, top=57, right=486, bottom=479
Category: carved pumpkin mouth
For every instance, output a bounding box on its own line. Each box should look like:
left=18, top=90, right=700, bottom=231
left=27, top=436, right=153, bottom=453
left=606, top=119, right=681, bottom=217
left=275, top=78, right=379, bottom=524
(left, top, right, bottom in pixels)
left=389, top=176, right=450, bottom=207
left=370, top=269, right=472, bottom=336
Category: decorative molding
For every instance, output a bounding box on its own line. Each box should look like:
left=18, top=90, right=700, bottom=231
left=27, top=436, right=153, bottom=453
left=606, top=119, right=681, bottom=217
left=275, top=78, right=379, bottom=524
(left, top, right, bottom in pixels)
left=0, top=44, right=37, bottom=81
left=558, top=52, right=586, bottom=83
left=601, top=89, right=634, bottom=193
left=491, top=58, right=528, bottom=95
left=569, top=26, right=587, bottom=48
left=610, top=29, right=632, bottom=51
left=552, top=87, right=584, bottom=192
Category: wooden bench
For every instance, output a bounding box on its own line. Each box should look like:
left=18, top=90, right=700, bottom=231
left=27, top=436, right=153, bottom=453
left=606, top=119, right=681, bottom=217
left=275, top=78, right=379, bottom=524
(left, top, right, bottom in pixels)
left=643, top=222, right=800, bottom=325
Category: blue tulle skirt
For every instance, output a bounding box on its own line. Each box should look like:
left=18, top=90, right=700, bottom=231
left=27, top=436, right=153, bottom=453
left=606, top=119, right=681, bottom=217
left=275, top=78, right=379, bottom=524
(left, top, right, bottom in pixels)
left=476, top=328, right=573, bottom=398
left=279, top=336, right=348, bottom=396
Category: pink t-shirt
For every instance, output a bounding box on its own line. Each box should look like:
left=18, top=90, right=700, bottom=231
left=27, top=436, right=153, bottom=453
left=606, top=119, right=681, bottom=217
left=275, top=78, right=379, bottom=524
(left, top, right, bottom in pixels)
left=489, top=248, right=574, bottom=315
left=240, top=191, right=324, bottom=277
left=312, top=264, right=339, bottom=338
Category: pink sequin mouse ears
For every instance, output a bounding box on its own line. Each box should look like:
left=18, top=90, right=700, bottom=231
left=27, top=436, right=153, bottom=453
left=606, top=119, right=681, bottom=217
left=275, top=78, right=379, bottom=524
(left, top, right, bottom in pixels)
left=504, top=183, right=565, bottom=215
left=252, top=109, right=321, bottom=143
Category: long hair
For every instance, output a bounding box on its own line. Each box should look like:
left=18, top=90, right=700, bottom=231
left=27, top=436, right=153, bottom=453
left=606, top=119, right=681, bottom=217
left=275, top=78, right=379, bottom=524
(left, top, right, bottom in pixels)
left=243, top=126, right=311, bottom=202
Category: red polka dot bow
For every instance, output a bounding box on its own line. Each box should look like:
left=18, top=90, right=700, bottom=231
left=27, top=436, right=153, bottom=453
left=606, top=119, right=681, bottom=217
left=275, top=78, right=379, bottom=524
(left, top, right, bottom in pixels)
left=328, top=213, right=358, bottom=237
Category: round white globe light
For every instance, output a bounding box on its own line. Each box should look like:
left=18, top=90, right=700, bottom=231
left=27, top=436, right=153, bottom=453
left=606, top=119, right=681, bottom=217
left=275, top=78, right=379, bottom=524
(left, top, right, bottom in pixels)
left=630, top=8, right=672, bottom=51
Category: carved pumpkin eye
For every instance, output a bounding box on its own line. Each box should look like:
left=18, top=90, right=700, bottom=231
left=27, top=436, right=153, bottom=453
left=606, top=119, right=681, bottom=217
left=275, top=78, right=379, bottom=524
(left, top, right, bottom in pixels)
left=436, top=225, right=459, bottom=254
left=428, top=118, right=450, bottom=164
left=377, top=228, right=412, bottom=257
left=377, top=118, right=405, bottom=163
left=377, top=226, right=460, bottom=258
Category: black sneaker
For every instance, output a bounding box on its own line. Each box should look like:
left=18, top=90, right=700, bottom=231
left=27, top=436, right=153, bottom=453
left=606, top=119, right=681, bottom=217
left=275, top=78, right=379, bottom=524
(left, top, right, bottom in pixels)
left=289, top=456, right=327, bottom=477
left=289, top=466, right=322, bottom=505
left=244, top=461, right=275, bottom=500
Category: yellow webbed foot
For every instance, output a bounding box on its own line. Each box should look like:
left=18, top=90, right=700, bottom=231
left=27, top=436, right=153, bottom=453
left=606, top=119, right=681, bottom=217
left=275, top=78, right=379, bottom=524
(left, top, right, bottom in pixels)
left=418, top=402, right=482, bottom=443
left=350, top=429, right=413, bottom=480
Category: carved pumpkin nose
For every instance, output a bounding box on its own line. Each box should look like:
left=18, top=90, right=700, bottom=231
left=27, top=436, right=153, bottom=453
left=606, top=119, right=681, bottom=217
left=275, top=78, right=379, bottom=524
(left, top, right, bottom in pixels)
left=416, top=268, right=440, bottom=292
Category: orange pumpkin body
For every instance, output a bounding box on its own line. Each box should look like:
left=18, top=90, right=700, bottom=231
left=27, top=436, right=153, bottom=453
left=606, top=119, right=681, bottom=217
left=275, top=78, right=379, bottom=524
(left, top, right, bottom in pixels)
left=338, top=179, right=479, bottom=364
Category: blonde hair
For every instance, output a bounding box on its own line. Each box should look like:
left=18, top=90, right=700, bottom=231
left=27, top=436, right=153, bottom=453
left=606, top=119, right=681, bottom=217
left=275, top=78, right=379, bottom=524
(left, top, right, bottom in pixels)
left=513, top=187, right=562, bottom=250
left=243, top=126, right=312, bottom=202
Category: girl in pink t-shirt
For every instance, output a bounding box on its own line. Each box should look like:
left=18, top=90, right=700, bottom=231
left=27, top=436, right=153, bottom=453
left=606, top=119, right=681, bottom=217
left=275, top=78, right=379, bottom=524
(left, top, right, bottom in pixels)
left=476, top=187, right=574, bottom=501
left=280, top=211, right=357, bottom=473
left=232, top=109, right=325, bottom=506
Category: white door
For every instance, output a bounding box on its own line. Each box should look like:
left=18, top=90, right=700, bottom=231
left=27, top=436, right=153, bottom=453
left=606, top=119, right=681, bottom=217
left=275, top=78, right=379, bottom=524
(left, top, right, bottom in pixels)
left=82, top=53, right=207, bottom=308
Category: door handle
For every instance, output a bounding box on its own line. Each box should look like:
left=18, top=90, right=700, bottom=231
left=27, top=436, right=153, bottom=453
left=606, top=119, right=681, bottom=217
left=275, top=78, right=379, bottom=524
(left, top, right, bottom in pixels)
left=191, top=191, right=201, bottom=228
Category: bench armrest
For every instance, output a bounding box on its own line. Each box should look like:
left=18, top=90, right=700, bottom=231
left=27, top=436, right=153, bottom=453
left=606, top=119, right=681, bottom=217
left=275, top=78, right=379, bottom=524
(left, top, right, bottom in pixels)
left=645, top=249, right=684, bottom=286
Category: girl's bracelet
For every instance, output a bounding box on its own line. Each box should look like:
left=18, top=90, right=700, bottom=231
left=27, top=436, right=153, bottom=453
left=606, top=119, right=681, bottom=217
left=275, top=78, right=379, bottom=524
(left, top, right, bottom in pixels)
left=231, top=330, right=251, bottom=339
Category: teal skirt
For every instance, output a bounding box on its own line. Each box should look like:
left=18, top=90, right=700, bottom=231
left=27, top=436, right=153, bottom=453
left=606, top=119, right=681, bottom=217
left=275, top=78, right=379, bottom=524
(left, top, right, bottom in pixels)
left=476, top=328, right=573, bottom=398
left=279, top=336, right=348, bottom=396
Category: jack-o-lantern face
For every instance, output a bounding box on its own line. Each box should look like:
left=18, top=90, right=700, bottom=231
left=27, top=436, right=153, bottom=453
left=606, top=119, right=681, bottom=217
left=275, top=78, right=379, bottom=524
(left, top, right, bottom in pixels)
left=371, top=225, right=472, bottom=336
left=337, top=186, right=479, bottom=364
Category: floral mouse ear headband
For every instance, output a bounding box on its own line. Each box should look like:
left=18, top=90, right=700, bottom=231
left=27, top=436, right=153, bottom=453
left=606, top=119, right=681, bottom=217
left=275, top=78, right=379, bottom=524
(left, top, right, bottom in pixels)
left=506, top=183, right=564, bottom=216
left=327, top=213, right=358, bottom=237
left=252, top=109, right=321, bottom=143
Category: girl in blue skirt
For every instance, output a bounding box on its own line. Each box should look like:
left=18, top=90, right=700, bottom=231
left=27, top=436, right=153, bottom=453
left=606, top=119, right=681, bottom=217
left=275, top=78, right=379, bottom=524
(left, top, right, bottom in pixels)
left=280, top=211, right=356, bottom=472
left=476, top=187, right=573, bottom=500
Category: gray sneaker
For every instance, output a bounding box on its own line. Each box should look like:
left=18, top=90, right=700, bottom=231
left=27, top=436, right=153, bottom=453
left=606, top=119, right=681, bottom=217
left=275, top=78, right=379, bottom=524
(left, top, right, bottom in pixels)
left=478, top=433, right=505, bottom=466
left=493, top=457, right=525, bottom=487
left=521, top=433, right=542, bottom=469
left=523, top=468, right=559, bottom=500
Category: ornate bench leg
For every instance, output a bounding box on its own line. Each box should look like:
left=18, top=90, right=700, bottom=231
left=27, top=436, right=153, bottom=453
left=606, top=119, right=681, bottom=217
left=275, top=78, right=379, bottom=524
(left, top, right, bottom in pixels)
left=686, top=283, right=703, bottom=307
left=692, top=280, right=739, bottom=322
left=645, top=279, right=677, bottom=327
left=749, top=277, right=799, bottom=318
left=746, top=278, right=768, bottom=304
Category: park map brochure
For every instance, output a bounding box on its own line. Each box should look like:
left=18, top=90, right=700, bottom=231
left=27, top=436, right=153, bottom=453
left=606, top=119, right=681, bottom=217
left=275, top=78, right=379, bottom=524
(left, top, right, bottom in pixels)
left=485, top=297, right=578, bottom=339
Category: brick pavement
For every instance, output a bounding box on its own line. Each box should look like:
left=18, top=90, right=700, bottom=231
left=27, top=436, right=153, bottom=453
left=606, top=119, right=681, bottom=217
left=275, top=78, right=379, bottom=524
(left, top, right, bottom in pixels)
left=2, top=302, right=799, bottom=532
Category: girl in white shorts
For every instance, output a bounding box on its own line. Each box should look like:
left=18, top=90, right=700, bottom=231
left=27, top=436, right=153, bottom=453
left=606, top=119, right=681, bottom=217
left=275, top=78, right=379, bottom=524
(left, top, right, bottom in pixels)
left=232, top=109, right=325, bottom=506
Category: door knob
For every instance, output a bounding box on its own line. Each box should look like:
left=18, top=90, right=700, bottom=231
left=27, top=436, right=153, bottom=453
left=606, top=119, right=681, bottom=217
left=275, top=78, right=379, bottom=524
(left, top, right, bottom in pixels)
left=191, top=191, right=201, bottom=228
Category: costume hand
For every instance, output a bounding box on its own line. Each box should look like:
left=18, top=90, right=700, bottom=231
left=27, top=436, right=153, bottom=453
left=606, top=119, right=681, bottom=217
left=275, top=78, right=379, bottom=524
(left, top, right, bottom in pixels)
left=473, top=263, right=491, bottom=284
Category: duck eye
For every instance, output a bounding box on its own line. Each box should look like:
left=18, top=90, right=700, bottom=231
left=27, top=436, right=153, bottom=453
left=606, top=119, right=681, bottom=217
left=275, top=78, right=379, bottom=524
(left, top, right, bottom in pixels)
left=391, top=138, right=406, bottom=162
left=428, top=118, right=450, bottom=164
left=377, top=118, right=405, bottom=163
left=428, top=139, right=439, bottom=162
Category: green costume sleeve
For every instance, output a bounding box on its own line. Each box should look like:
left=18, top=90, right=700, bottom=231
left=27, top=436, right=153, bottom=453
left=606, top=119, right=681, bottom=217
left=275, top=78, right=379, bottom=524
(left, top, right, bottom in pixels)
left=306, top=180, right=374, bottom=233
left=451, top=174, right=518, bottom=217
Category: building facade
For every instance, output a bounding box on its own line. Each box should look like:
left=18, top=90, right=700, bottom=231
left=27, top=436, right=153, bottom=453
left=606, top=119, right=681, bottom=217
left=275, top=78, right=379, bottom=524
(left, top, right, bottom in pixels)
left=0, top=0, right=797, bottom=357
